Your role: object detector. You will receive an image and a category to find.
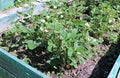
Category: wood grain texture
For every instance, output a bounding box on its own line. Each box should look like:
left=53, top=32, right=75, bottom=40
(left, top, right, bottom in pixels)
left=0, top=48, right=49, bottom=78
left=0, top=66, right=16, bottom=78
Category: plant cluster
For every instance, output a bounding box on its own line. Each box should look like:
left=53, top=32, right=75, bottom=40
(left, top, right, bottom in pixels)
left=1, top=0, right=120, bottom=71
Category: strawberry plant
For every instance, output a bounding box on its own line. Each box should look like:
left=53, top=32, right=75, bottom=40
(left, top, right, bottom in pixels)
left=1, top=0, right=120, bottom=73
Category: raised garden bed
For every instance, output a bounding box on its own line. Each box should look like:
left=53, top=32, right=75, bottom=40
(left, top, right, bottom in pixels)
left=0, top=0, right=120, bottom=78
left=0, top=48, right=48, bottom=78
left=0, top=1, right=47, bottom=33
left=0, top=0, right=35, bottom=10
left=108, top=55, right=120, bottom=78
left=0, top=0, right=14, bottom=10
left=0, top=0, right=49, bottom=78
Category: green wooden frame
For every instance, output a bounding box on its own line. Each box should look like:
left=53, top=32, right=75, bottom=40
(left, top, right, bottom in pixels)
left=0, top=48, right=49, bottom=78
left=107, top=55, right=120, bottom=78
left=0, top=0, right=15, bottom=10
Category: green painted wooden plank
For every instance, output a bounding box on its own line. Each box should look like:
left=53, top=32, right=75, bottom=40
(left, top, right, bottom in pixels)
left=0, top=48, right=49, bottom=78
left=0, top=0, right=14, bottom=10
left=107, top=55, right=120, bottom=78
left=0, top=2, right=45, bottom=27
left=0, top=66, right=16, bottom=78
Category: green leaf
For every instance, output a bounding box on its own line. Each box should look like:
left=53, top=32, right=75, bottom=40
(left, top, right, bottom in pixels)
left=68, top=47, right=73, bottom=57
left=76, top=46, right=86, bottom=56
left=48, top=45, right=52, bottom=52
left=48, top=40, right=56, bottom=51
left=23, top=58, right=30, bottom=64
left=19, top=26, right=30, bottom=33
left=77, top=55, right=84, bottom=64
left=25, top=40, right=40, bottom=50
left=11, top=44, right=19, bottom=48
left=70, top=57, right=77, bottom=68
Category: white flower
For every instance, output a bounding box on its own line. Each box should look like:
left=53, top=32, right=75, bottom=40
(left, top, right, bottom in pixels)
left=45, top=30, right=48, bottom=32
left=60, top=15, right=64, bottom=18
left=53, top=6, right=57, bottom=9
left=88, top=37, right=97, bottom=42
left=110, top=25, right=114, bottom=28
left=109, top=20, right=112, bottom=23
left=41, top=19, right=46, bottom=23
left=117, top=11, right=120, bottom=13
left=93, top=38, right=97, bottom=42
left=37, top=0, right=41, bottom=2
left=46, top=16, right=50, bottom=19
left=109, top=18, right=115, bottom=23
left=24, top=4, right=29, bottom=8
left=57, top=12, right=62, bottom=15
left=87, top=37, right=90, bottom=41
left=85, top=23, right=90, bottom=27
left=77, top=52, right=81, bottom=55
left=40, top=27, right=44, bottom=31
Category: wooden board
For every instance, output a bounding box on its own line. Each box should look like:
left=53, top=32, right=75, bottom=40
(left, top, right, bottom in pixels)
left=0, top=0, right=14, bottom=10
left=108, top=55, right=120, bottom=78
left=0, top=66, right=16, bottom=78
left=117, top=69, right=120, bottom=78
left=0, top=48, right=49, bottom=78
left=0, top=1, right=46, bottom=27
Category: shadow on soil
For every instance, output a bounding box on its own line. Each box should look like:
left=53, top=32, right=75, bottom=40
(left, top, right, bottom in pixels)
left=89, top=39, right=120, bottom=78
